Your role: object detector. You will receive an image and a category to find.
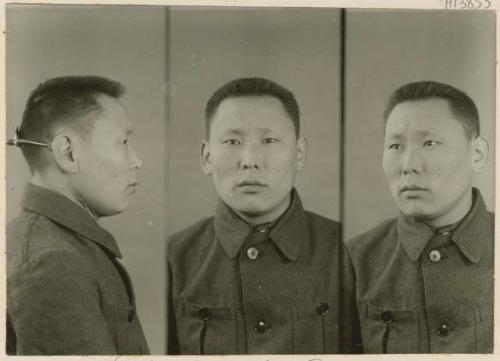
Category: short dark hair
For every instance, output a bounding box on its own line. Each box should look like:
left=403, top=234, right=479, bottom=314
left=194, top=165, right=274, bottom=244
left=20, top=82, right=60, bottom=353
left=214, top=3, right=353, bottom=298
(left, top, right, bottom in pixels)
left=18, top=75, right=125, bottom=172
left=383, top=81, right=480, bottom=139
left=205, top=77, right=300, bottom=138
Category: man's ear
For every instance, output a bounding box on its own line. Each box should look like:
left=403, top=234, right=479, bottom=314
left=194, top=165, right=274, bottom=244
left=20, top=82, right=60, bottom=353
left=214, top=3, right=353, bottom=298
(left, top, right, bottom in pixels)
left=51, top=134, right=78, bottom=174
left=200, top=140, right=212, bottom=175
left=296, top=136, right=308, bottom=172
left=471, top=135, right=489, bottom=173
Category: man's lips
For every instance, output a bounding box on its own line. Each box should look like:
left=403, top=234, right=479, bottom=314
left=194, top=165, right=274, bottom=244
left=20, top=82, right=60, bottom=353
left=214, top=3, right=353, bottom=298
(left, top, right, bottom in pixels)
left=399, top=185, right=427, bottom=193
left=237, top=180, right=266, bottom=187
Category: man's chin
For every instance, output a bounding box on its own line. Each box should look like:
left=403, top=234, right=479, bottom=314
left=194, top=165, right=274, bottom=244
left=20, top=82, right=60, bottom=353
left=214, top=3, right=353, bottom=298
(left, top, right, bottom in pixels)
left=399, top=204, right=434, bottom=221
left=232, top=205, right=267, bottom=217
left=90, top=202, right=129, bottom=218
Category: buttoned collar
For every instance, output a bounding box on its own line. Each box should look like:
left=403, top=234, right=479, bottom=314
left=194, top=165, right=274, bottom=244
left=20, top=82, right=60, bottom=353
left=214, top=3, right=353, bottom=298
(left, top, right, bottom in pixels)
left=398, top=188, right=492, bottom=263
left=21, top=183, right=122, bottom=258
left=214, top=188, right=309, bottom=260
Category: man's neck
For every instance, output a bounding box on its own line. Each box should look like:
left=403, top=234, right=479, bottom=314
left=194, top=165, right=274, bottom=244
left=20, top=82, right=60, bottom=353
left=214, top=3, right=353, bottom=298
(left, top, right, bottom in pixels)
left=31, top=173, right=98, bottom=220
left=234, top=192, right=292, bottom=226
left=420, top=188, right=474, bottom=228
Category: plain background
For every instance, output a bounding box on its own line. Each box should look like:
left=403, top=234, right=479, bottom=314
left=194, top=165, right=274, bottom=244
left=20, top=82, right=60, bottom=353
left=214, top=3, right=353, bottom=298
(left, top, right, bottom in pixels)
left=167, top=7, right=342, bottom=235
left=344, top=9, right=496, bottom=239
left=5, top=5, right=166, bottom=353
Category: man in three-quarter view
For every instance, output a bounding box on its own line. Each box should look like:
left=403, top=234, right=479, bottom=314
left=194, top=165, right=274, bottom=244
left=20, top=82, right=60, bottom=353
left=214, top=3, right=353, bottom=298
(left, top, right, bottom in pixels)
left=346, top=81, right=493, bottom=353
left=7, top=76, right=149, bottom=355
left=167, top=77, right=361, bottom=354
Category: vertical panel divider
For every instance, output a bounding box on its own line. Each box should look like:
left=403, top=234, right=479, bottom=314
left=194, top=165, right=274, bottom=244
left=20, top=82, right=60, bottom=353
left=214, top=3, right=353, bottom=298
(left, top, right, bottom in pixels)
left=340, top=8, right=346, bottom=238
left=163, top=5, right=171, bottom=355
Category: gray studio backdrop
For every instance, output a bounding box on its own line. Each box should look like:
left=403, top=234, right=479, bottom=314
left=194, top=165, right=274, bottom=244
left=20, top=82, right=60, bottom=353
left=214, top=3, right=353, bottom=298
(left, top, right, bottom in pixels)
left=344, top=10, right=496, bottom=240
left=6, top=5, right=166, bottom=353
left=5, top=5, right=496, bottom=355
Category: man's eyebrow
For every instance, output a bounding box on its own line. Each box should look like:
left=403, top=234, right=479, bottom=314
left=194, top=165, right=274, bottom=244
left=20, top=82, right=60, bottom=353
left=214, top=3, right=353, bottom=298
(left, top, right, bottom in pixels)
left=260, top=127, right=278, bottom=134
left=415, top=130, right=434, bottom=137
left=218, top=127, right=279, bottom=136
left=219, top=128, right=243, bottom=135
left=385, top=133, right=403, bottom=140
left=126, top=129, right=133, bottom=135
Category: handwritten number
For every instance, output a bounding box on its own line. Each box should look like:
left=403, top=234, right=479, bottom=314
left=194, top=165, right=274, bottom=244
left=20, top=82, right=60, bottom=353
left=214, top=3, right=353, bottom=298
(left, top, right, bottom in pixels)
left=446, top=0, right=491, bottom=9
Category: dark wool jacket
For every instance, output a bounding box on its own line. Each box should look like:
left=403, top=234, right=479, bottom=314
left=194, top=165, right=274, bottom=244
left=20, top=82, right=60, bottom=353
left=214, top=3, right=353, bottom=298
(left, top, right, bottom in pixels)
left=346, top=188, right=493, bottom=353
left=167, top=189, right=361, bottom=354
left=7, top=184, right=150, bottom=355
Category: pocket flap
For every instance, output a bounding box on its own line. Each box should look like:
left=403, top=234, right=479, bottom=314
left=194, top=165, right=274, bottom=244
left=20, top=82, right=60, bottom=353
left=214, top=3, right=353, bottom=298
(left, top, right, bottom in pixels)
left=295, top=300, right=335, bottom=319
left=182, top=299, right=233, bottom=320
left=365, top=302, right=415, bottom=322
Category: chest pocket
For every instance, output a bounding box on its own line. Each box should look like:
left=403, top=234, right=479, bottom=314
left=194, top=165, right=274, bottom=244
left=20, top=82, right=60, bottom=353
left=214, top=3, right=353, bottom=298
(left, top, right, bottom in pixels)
left=474, top=308, right=493, bottom=353
left=292, top=301, right=337, bottom=354
left=104, top=304, right=147, bottom=354
left=361, top=302, right=419, bottom=354
left=177, top=300, right=236, bottom=355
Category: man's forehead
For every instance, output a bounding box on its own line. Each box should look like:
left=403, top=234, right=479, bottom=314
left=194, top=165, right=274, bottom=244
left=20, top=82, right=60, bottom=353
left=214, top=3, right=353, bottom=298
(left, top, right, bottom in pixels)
left=386, top=99, right=463, bottom=133
left=216, top=95, right=286, bottom=114
left=88, top=98, right=132, bottom=134
left=217, top=125, right=280, bottom=135
left=212, top=96, right=292, bottom=126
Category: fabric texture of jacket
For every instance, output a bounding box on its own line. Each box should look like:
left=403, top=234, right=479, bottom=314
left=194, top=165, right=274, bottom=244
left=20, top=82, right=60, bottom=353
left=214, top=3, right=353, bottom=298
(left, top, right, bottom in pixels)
left=346, top=188, right=493, bottom=353
left=167, top=189, right=361, bottom=354
left=7, top=183, right=150, bottom=355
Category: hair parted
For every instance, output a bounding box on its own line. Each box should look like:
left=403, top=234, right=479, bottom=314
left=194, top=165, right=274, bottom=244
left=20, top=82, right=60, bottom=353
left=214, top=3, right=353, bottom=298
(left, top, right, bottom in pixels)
left=205, top=77, right=300, bottom=138
left=383, top=80, right=480, bottom=139
left=18, top=75, right=125, bottom=172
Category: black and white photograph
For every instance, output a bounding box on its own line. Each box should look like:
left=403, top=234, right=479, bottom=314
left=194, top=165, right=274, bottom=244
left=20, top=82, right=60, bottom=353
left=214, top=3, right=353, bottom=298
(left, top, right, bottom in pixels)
left=2, top=1, right=497, bottom=357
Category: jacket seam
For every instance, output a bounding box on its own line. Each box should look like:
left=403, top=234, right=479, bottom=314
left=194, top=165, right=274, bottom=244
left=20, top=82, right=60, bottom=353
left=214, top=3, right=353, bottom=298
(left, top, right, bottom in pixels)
left=23, top=214, right=42, bottom=264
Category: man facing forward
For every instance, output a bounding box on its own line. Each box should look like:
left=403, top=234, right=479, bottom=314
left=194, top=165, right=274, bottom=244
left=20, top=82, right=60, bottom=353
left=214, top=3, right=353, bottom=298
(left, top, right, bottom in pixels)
left=346, top=81, right=493, bottom=353
left=7, top=76, right=149, bottom=355
left=167, top=77, right=360, bottom=354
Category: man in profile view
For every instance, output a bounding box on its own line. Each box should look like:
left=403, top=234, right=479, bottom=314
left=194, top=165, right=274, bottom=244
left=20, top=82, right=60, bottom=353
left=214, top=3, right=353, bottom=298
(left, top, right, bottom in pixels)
left=167, top=77, right=361, bottom=355
left=346, top=81, right=493, bottom=353
left=7, top=76, right=149, bottom=355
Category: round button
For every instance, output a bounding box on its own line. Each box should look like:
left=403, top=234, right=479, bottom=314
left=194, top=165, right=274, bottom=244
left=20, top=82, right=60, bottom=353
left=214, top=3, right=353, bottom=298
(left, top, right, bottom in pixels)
left=253, top=321, right=269, bottom=334
left=429, top=249, right=442, bottom=263
left=198, top=307, right=211, bottom=321
left=381, top=311, right=393, bottom=324
left=440, top=231, right=451, bottom=236
left=247, top=247, right=259, bottom=260
left=316, top=302, right=330, bottom=316
left=437, top=324, right=451, bottom=337
left=258, top=228, right=267, bottom=233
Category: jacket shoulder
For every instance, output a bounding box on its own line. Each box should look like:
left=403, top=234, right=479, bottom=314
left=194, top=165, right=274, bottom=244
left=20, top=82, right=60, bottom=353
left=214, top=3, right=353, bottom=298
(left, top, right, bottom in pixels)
left=7, top=210, right=91, bottom=273
left=304, top=210, right=341, bottom=233
left=488, top=210, right=495, bottom=224
left=345, top=217, right=397, bottom=255
left=167, top=216, right=215, bottom=253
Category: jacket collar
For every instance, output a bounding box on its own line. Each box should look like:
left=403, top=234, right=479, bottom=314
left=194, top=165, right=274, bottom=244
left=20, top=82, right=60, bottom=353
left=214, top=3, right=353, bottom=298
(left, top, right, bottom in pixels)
left=214, top=188, right=309, bottom=260
left=398, top=188, right=492, bottom=263
left=21, top=183, right=122, bottom=258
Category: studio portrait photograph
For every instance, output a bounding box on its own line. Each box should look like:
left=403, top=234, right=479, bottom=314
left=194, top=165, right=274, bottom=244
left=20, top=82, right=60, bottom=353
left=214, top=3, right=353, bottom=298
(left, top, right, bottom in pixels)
left=2, top=1, right=497, bottom=358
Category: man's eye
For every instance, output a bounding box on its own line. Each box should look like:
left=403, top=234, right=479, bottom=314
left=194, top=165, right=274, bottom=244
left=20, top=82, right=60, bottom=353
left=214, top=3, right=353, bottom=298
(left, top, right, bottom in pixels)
left=388, top=143, right=402, bottom=150
left=263, top=138, right=278, bottom=144
left=223, top=139, right=240, bottom=145
left=423, top=140, right=438, bottom=147
left=123, top=139, right=130, bottom=145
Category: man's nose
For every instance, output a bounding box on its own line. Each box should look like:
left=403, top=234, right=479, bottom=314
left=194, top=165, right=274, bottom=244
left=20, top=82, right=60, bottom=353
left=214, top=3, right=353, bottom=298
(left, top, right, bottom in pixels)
left=401, top=146, right=422, bottom=175
left=129, top=145, right=142, bottom=170
left=239, top=143, right=261, bottom=170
